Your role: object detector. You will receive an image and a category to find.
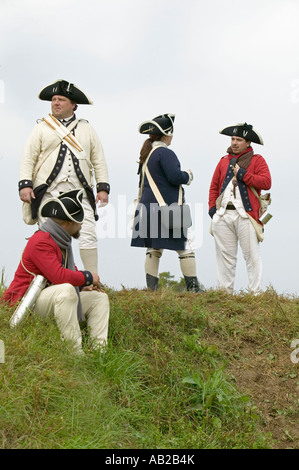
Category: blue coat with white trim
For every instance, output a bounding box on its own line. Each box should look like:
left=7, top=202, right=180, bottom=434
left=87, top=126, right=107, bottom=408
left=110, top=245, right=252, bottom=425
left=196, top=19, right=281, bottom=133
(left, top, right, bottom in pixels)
left=131, top=145, right=190, bottom=250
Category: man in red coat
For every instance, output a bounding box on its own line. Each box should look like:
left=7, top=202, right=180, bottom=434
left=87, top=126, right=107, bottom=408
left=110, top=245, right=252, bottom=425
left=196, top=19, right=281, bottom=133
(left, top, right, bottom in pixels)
left=208, top=123, right=271, bottom=294
left=1, top=189, right=109, bottom=355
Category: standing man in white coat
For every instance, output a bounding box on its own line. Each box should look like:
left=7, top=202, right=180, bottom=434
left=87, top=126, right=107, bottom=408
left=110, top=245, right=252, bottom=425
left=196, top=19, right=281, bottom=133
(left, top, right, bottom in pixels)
left=19, top=79, right=110, bottom=273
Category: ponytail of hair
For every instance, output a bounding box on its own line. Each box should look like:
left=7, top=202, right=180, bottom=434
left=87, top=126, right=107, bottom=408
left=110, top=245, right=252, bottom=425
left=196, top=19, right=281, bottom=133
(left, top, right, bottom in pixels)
left=139, top=135, right=162, bottom=165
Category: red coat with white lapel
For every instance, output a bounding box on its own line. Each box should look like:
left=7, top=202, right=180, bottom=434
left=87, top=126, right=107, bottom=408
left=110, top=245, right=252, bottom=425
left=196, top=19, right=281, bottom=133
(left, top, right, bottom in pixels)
left=209, top=148, right=271, bottom=222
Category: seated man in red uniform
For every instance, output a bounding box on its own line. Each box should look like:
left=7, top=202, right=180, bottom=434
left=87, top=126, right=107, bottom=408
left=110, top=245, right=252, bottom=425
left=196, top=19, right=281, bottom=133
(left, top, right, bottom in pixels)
left=1, top=189, right=109, bottom=355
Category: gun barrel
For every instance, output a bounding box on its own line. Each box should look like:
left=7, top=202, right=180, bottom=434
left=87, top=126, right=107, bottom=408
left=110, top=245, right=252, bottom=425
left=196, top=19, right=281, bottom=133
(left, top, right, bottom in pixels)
left=9, top=275, right=47, bottom=328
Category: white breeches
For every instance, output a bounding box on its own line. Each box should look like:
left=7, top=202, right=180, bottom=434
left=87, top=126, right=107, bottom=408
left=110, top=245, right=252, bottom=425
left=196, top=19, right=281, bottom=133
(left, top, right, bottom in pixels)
left=38, top=187, right=98, bottom=250
left=34, top=283, right=109, bottom=354
left=211, top=211, right=262, bottom=294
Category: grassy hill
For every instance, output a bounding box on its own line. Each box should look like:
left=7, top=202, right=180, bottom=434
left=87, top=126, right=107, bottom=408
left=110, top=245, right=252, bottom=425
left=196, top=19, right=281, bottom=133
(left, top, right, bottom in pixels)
left=0, top=285, right=298, bottom=449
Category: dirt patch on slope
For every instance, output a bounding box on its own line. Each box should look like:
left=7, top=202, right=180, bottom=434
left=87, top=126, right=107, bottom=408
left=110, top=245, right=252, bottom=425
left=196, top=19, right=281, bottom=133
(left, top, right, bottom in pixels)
left=203, top=291, right=299, bottom=449
left=228, top=343, right=298, bottom=448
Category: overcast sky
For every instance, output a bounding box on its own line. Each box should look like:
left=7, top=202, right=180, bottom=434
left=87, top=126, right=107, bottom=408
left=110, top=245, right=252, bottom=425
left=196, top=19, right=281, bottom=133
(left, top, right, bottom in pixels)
left=1, top=0, right=299, bottom=296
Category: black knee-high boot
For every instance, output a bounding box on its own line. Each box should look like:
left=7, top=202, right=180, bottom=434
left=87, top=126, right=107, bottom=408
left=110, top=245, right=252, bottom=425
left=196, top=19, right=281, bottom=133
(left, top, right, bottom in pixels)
left=146, top=273, right=159, bottom=291
left=184, top=276, right=203, bottom=293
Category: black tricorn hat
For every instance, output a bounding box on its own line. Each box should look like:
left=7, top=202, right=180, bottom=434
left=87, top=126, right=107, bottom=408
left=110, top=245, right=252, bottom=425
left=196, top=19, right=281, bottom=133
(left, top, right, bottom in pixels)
left=219, top=122, right=263, bottom=145
left=39, top=79, right=93, bottom=105
left=139, top=114, right=175, bottom=136
left=40, top=189, right=85, bottom=223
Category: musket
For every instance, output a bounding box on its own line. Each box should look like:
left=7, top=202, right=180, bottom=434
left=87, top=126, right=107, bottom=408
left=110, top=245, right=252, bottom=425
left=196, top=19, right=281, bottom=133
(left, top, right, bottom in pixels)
left=9, top=275, right=47, bottom=328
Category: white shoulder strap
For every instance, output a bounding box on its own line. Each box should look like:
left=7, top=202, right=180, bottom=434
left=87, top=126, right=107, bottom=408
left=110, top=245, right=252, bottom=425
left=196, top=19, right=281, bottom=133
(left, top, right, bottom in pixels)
left=42, top=114, right=86, bottom=158
left=143, top=147, right=183, bottom=206
left=145, top=166, right=166, bottom=206
left=32, top=117, right=82, bottom=180
left=250, top=186, right=259, bottom=198
left=137, top=146, right=161, bottom=201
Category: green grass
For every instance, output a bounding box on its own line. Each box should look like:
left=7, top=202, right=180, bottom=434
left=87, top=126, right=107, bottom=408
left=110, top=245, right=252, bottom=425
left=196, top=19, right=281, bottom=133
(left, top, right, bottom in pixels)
left=0, top=284, right=298, bottom=449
